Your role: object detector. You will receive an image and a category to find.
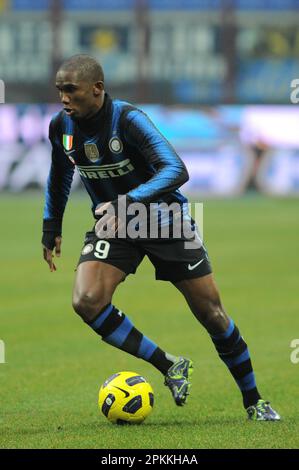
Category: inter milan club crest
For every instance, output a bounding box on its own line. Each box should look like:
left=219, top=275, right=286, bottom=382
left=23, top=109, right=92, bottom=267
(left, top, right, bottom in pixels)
left=63, top=134, right=73, bottom=151
left=84, top=143, right=100, bottom=162
left=109, top=136, right=123, bottom=154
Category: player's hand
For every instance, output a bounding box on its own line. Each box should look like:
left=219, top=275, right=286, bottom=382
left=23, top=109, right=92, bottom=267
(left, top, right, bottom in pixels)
left=95, top=201, right=119, bottom=239
left=95, top=196, right=129, bottom=239
left=42, top=236, right=62, bottom=272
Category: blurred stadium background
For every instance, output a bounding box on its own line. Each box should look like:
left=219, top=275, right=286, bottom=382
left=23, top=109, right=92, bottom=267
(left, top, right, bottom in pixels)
left=1, top=0, right=299, bottom=196
left=1, top=0, right=299, bottom=450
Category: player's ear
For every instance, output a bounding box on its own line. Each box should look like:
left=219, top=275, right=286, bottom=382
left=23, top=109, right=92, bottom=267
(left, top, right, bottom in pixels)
left=93, top=81, right=104, bottom=96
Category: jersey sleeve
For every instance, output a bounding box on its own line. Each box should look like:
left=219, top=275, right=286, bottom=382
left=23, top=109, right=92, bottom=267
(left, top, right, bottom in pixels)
left=122, top=108, right=189, bottom=203
left=43, top=116, right=75, bottom=233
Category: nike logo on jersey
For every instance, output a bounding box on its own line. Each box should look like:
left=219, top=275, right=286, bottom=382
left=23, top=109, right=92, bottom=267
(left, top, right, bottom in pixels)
left=64, top=149, right=76, bottom=164
left=64, top=149, right=76, bottom=155
left=188, top=259, right=205, bottom=271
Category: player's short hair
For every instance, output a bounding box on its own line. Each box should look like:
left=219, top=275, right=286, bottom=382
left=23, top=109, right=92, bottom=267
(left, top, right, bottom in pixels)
left=58, top=54, right=104, bottom=83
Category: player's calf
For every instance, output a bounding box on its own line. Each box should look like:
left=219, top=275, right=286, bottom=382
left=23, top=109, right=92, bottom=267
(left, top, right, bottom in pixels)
left=73, top=290, right=181, bottom=385
left=175, top=277, right=230, bottom=335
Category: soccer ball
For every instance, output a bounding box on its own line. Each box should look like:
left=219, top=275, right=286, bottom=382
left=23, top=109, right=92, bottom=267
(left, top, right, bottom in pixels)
left=98, top=371, right=154, bottom=424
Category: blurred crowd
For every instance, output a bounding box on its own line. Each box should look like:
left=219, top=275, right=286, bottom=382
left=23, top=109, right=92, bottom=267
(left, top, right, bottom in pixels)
left=0, top=1, right=299, bottom=104
left=1, top=1, right=299, bottom=196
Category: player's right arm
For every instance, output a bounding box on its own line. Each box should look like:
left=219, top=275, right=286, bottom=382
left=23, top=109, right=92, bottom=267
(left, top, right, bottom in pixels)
left=42, top=115, right=75, bottom=271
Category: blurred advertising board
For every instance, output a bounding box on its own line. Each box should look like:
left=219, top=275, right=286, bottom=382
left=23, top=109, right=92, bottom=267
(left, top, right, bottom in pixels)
left=0, top=104, right=299, bottom=196
left=10, top=0, right=299, bottom=11
left=2, top=9, right=299, bottom=103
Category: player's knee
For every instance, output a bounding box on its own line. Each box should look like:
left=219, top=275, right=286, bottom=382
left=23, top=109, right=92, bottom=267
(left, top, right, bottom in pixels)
left=72, top=291, right=112, bottom=322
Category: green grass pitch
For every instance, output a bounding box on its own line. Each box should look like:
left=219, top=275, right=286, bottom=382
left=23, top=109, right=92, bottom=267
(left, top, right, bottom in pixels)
left=0, top=193, right=298, bottom=449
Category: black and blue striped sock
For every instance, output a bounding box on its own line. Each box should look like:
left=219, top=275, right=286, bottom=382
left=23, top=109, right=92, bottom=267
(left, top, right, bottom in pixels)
left=86, top=304, right=176, bottom=375
left=211, top=319, right=261, bottom=408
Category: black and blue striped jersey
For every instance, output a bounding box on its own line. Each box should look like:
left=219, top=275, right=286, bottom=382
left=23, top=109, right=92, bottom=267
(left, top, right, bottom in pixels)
left=43, top=93, right=189, bottom=230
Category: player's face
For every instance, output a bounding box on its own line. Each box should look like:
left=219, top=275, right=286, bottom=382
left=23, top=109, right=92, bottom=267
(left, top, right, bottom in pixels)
left=55, top=69, right=103, bottom=120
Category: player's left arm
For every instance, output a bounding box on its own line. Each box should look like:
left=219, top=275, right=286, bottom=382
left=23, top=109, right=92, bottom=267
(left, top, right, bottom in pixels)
left=95, top=108, right=189, bottom=237
left=123, top=108, right=189, bottom=203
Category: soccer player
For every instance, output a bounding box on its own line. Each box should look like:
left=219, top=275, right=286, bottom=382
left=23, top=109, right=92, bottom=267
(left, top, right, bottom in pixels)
left=42, top=54, right=280, bottom=421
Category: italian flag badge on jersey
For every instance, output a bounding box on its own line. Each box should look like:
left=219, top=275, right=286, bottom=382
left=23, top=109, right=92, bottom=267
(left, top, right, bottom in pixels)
left=63, top=134, right=73, bottom=151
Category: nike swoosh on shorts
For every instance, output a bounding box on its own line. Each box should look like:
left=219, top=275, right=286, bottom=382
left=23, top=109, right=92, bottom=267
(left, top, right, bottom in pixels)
left=188, top=259, right=205, bottom=271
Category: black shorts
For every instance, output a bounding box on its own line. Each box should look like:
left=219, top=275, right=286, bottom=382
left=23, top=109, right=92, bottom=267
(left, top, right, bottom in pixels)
left=78, top=226, right=212, bottom=283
